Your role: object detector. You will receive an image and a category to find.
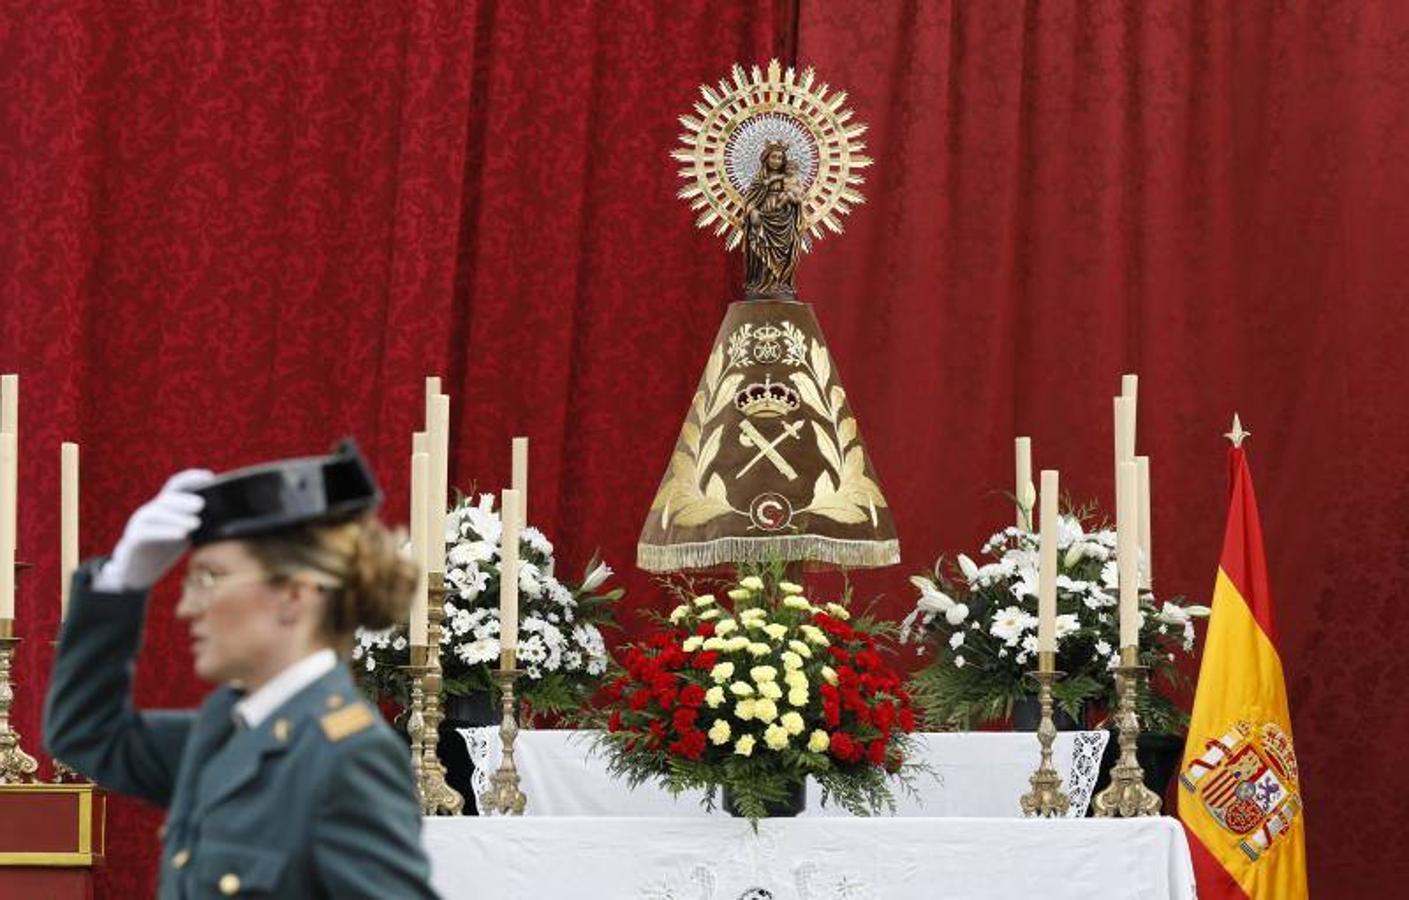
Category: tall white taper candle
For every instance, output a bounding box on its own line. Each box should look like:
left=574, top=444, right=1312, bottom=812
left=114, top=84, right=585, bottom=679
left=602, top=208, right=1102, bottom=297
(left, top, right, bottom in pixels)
left=1117, top=460, right=1140, bottom=648
left=1036, top=469, right=1059, bottom=665
left=61, top=442, right=79, bottom=622
left=499, top=488, right=520, bottom=669
left=0, top=374, right=16, bottom=435
left=511, top=437, right=528, bottom=525
left=409, top=450, right=429, bottom=646
left=1136, top=455, right=1153, bottom=589
left=0, top=432, right=15, bottom=620
left=1014, top=436, right=1032, bottom=531
left=426, top=395, right=449, bottom=573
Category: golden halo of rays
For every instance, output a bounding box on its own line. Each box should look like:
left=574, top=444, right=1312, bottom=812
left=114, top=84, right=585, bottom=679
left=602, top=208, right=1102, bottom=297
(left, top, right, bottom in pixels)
left=672, top=59, right=870, bottom=253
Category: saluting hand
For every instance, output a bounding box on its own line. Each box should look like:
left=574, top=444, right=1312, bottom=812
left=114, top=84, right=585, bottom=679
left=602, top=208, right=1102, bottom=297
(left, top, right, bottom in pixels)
left=96, top=469, right=213, bottom=592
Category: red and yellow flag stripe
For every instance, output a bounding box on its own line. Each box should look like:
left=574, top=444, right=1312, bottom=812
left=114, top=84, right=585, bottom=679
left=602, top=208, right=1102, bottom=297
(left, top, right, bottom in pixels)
left=1178, top=447, right=1308, bottom=900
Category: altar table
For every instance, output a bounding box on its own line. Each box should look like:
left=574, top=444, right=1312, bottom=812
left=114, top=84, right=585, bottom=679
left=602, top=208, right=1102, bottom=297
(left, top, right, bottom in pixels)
left=423, top=815, right=1196, bottom=899
left=459, top=728, right=1111, bottom=818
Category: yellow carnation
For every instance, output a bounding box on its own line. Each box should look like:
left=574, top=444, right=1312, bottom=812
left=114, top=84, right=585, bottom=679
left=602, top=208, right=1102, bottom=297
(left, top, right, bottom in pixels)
left=757, top=681, right=783, bottom=700
left=807, top=730, right=830, bottom=753
left=739, top=575, right=765, bottom=592
left=779, top=581, right=805, bottom=595
left=752, top=698, right=778, bottom=723
left=749, top=665, right=778, bottom=683
left=705, top=686, right=726, bottom=708
left=682, top=636, right=703, bottom=653
left=781, top=651, right=803, bottom=671
left=708, top=719, right=731, bottom=745
left=734, top=735, right=756, bottom=756
left=824, top=602, right=851, bottom=620
left=692, top=594, right=716, bottom=607
left=780, top=712, right=805, bottom=735
left=763, top=723, right=790, bottom=750
left=821, top=666, right=838, bottom=685
left=714, top=619, right=738, bottom=636
left=710, top=662, right=735, bottom=683
left=734, top=699, right=756, bottom=721
left=730, top=681, right=755, bottom=696
left=788, top=640, right=813, bottom=658
left=747, top=642, right=772, bottom=657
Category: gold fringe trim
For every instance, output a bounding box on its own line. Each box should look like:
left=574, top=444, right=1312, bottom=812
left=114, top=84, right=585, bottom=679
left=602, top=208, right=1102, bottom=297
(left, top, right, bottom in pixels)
left=637, top=536, right=900, bottom=572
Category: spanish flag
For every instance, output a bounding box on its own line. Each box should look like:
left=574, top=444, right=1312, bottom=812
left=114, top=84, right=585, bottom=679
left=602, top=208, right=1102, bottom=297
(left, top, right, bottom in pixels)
left=1178, top=440, right=1308, bottom=899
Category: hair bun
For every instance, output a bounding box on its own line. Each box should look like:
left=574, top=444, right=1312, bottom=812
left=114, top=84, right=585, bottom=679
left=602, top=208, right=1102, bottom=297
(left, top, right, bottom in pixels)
left=343, top=519, right=417, bottom=631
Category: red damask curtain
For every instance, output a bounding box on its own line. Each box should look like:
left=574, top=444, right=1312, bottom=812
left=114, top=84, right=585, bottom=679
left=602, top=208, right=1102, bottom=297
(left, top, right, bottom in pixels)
left=3, top=2, right=1406, bottom=897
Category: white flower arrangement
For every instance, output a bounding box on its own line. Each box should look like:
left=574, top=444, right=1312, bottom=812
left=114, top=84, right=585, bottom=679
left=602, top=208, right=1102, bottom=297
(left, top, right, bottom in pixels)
left=354, top=493, right=621, bottom=718
left=902, top=508, right=1209, bottom=733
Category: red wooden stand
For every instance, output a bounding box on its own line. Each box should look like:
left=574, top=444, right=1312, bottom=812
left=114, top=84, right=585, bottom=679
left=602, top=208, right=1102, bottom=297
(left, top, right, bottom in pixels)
left=0, top=783, right=106, bottom=900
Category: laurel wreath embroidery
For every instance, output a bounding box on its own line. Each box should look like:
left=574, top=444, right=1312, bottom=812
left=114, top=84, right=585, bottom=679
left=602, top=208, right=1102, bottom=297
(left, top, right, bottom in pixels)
left=779, top=324, right=886, bottom=526
left=650, top=320, right=885, bottom=530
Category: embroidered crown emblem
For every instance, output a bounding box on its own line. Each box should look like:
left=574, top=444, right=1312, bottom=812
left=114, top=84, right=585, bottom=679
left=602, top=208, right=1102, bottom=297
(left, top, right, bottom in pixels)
left=733, top=375, right=800, bottom=418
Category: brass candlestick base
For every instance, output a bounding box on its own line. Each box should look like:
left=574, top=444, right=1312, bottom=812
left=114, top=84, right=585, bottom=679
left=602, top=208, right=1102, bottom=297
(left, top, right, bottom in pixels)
left=1019, top=669, right=1070, bottom=818
left=0, top=628, right=40, bottom=784
left=402, top=647, right=430, bottom=798
left=1093, top=655, right=1162, bottom=818
left=417, top=576, right=464, bottom=816
left=480, top=668, right=527, bottom=816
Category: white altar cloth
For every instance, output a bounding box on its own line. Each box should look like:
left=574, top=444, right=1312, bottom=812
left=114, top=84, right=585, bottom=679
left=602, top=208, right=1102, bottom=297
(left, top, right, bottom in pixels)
left=423, top=815, right=1196, bottom=899
left=459, top=728, right=1110, bottom=818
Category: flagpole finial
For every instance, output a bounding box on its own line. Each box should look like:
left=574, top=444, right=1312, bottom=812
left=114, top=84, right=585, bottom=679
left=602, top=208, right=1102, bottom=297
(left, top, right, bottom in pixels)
left=1224, top=413, right=1251, bottom=448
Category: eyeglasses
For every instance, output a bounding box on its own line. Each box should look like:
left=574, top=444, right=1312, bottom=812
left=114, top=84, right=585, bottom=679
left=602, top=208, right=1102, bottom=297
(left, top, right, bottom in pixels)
left=179, top=568, right=275, bottom=605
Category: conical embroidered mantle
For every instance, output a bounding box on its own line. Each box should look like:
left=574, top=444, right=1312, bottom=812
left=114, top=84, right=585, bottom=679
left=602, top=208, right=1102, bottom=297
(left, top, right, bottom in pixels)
left=638, top=300, right=898, bottom=572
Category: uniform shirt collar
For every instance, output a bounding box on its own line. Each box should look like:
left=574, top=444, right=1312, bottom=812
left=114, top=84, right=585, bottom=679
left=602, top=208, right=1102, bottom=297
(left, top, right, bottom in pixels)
left=232, top=648, right=338, bottom=729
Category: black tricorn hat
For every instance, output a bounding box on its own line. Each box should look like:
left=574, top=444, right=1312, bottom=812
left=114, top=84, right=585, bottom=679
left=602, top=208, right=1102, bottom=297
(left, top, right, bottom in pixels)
left=189, top=439, right=383, bottom=546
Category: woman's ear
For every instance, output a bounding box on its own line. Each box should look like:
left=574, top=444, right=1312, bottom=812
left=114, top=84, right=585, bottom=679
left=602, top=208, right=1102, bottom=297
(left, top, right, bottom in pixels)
left=277, top=578, right=322, bottom=626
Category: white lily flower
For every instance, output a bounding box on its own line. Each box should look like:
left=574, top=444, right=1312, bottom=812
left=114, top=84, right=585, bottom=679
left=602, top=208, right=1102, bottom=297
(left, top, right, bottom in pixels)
left=944, top=603, right=969, bottom=626
left=580, top=560, right=613, bottom=592
left=957, top=554, right=980, bottom=582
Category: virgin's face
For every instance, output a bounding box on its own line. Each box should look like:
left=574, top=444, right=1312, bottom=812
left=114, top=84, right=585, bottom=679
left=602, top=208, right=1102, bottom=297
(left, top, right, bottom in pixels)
left=766, top=149, right=785, bottom=171
left=175, top=541, right=288, bottom=685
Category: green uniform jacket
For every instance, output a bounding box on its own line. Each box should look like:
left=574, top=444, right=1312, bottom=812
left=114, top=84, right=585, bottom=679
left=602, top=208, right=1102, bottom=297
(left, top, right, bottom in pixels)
left=44, top=561, right=439, bottom=899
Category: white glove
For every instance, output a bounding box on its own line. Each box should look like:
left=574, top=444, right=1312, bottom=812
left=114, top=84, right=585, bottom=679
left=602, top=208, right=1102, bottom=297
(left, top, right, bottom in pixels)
left=94, top=469, right=214, bottom=593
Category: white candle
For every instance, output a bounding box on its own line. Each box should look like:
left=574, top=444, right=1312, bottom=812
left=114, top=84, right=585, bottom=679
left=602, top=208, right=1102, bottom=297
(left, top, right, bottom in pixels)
left=412, top=430, right=426, bottom=456
left=61, top=442, right=79, bottom=622
left=1136, top=455, right=1153, bottom=589
left=511, top=436, right=528, bottom=525
left=426, top=395, right=449, bottom=574
left=1121, top=373, right=1138, bottom=446
left=1117, top=460, right=1140, bottom=648
left=409, top=450, right=429, bottom=646
left=1113, top=395, right=1135, bottom=465
left=1014, top=436, right=1032, bottom=531
left=0, top=374, right=16, bottom=434
left=1036, top=469, right=1059, bottom=666
left=499, top=489, right=520, bottom=669
left=0, top=432, right=15, bottom=620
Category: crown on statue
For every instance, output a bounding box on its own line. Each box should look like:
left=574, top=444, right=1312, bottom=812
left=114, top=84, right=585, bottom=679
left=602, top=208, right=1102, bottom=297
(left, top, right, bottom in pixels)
left=733, top=374, right=800, bottom=418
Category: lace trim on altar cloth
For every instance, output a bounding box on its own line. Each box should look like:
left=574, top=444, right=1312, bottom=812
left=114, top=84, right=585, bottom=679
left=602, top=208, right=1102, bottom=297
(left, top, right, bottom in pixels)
left=639, top=859, right=880, bottom=899
left=1065, top=730, right=1110, bottom=817
left=459, top=726, right=497, bottom=811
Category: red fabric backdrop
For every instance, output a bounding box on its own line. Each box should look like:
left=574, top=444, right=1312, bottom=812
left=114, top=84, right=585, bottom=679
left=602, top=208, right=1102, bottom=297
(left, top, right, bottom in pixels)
left=3, top=2, right=1406, bottom=896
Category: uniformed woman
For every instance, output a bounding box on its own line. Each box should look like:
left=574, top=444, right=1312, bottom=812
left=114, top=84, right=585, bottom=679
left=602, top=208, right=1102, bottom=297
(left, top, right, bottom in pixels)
left=44, top=441, right=439, bottom=898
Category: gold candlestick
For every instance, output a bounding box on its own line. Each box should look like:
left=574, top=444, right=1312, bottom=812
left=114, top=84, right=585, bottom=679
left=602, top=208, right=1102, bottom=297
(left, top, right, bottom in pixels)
left=1, top=619, right=39, bottom=784
left=1019, top=668, right=1070, bottom=817
left=1094, top=647, right=1162, bottom=817
left=402, top=646, right=429, bottom=798
left=417, top=573, right=464, bottom=815
left=480, top=667, right=527, bottom=816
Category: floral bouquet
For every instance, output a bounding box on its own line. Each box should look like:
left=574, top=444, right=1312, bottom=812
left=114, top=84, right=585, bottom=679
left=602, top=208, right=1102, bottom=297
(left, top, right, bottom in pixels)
left=590, top=567, right=919, bottom=822
left=354, top=492, right=621, bottom=720
left=901, top=506, right=1209, bottom=733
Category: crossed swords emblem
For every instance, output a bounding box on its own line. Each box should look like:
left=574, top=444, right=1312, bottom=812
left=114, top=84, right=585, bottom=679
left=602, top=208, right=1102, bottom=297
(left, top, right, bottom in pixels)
left=737, top=418, right=802, bottom=480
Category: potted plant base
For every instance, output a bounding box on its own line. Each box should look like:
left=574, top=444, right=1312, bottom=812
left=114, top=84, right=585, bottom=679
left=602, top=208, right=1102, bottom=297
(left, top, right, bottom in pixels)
left=722, top=780, right=807, bottom=818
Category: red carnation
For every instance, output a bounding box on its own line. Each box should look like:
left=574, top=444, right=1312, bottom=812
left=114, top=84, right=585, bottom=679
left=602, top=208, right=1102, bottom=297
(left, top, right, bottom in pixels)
left=678, top=684, right=707, bottom=708
left=898, top=707, right=916, bottom=733
left=873, top=701, right=896, bottom=733
left=695, top=622, right=715, bottom=637
left=691, top=651, right=720, bottom=670
left=672, top=707, right=699, bottom=733
left=867, top=739, right=887, bottom=766
left=628, top=689, right=651, bottom=711
left=829, top=732, right=855, bottom=761
left=607, top=711, right=623, bottom=733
